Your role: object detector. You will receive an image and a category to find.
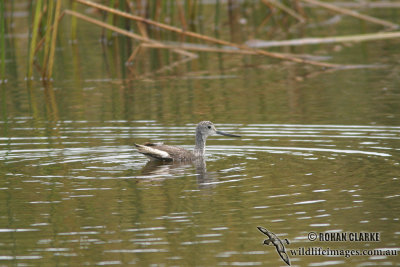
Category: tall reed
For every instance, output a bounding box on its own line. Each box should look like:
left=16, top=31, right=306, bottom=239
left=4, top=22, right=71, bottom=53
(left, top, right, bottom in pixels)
left=0, top=0, right=6, bottom=81
left=27, top=0, right=63, bottom=81
left=106, top=0, right=116, bottom=40
left=27, top=0, right=43, bottom=79
left=26, top=0, right=398, bottom=82
left=42, top=0, right=55, bottom=76
left=214, top=0, right=221, bottom=35
left=70, top=0, right=78, bottom=41
left=47, top=0, right=62, bottom=79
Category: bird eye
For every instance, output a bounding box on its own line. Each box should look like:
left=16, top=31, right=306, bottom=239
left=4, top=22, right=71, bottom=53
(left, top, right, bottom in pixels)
left=207, top=126, right=211, bottom=129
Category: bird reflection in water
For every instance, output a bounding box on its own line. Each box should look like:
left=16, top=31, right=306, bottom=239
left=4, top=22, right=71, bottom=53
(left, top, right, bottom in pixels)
left=138, top=158, right=218, bottom=188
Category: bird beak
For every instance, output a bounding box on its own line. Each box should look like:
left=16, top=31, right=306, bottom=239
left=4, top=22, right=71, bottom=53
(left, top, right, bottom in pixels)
left=216, top=130, right=241, bottom=138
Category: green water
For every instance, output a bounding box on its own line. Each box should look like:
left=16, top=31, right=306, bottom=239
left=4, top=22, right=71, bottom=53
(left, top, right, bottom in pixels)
left=1, top=2, right=400, bottom=266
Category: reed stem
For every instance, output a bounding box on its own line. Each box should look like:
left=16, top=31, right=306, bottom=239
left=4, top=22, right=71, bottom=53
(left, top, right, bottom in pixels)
left=261, top=0, right=305, bottom=23
left=70, top=0, right=78, bottom=41
left=42, top=0, right=55, bottom=77
left=0, top=0, right=5, bottom=81
left=247, top=31, right=400, bottom=48
left=65, top=9, right=196, bottom=59
left=300, top=0, right=398, bottom=29
left=107, top=0, right=115, bottom=40
left=47, top=0, right=62, bottom=79
left=74, top=0, right=338, bottom=68
left=27, top=0, right=43, bottom=79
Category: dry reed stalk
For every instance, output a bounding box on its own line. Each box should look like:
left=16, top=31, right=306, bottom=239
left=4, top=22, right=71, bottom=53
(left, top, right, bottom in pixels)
left=134, top=0, right=148, bottom=37
left=137, top=21, right=149, bottom=38
left=74, top=0, right=340, bottom=68
left=247, top=31, right=400, bottom=47
left=177, top=1, right=188, bottom=31
left=125, top=0, right=148, bottom=38
left=332, top=2, right=400, bottom=8
left=153, top=0, right=162, bottom=22
left=72, top=1, right=280, bottom=48
left=256, top=12, right=273, bottom=34
left=261, top=0, right=305, bottom=23
left=300, top=0, right=398, bottom=29
left=141, top=43, right=257, bottom=55
left=126, top=45, right=143, bottom=63
left=64, top=9, right=196, bottom=59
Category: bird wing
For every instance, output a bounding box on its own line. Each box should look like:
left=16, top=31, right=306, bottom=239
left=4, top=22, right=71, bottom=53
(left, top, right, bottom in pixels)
left=134, top=143, right=173, bottom=161
left=257, top=226, right=273, bottom=239
left=257, top=227, right=290, bottom=266
left=275, top=241, right=286, bottom=252
left=274, top=239, right=290, bottom=265
left=258, top=227, right=287, bottom=249
left=135, top=143, right=193, bottom=161
left=277, top=249, right=291, bottom=266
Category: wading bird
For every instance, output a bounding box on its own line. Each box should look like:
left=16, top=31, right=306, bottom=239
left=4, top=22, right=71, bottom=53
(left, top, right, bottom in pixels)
left=135, top=121, right=240, bottom=162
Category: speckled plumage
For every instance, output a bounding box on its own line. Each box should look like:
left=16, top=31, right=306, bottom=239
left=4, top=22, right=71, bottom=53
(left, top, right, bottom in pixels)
left=135, top=121, right=240, bottom=162
left=134, top=142, right=195, bottom=161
